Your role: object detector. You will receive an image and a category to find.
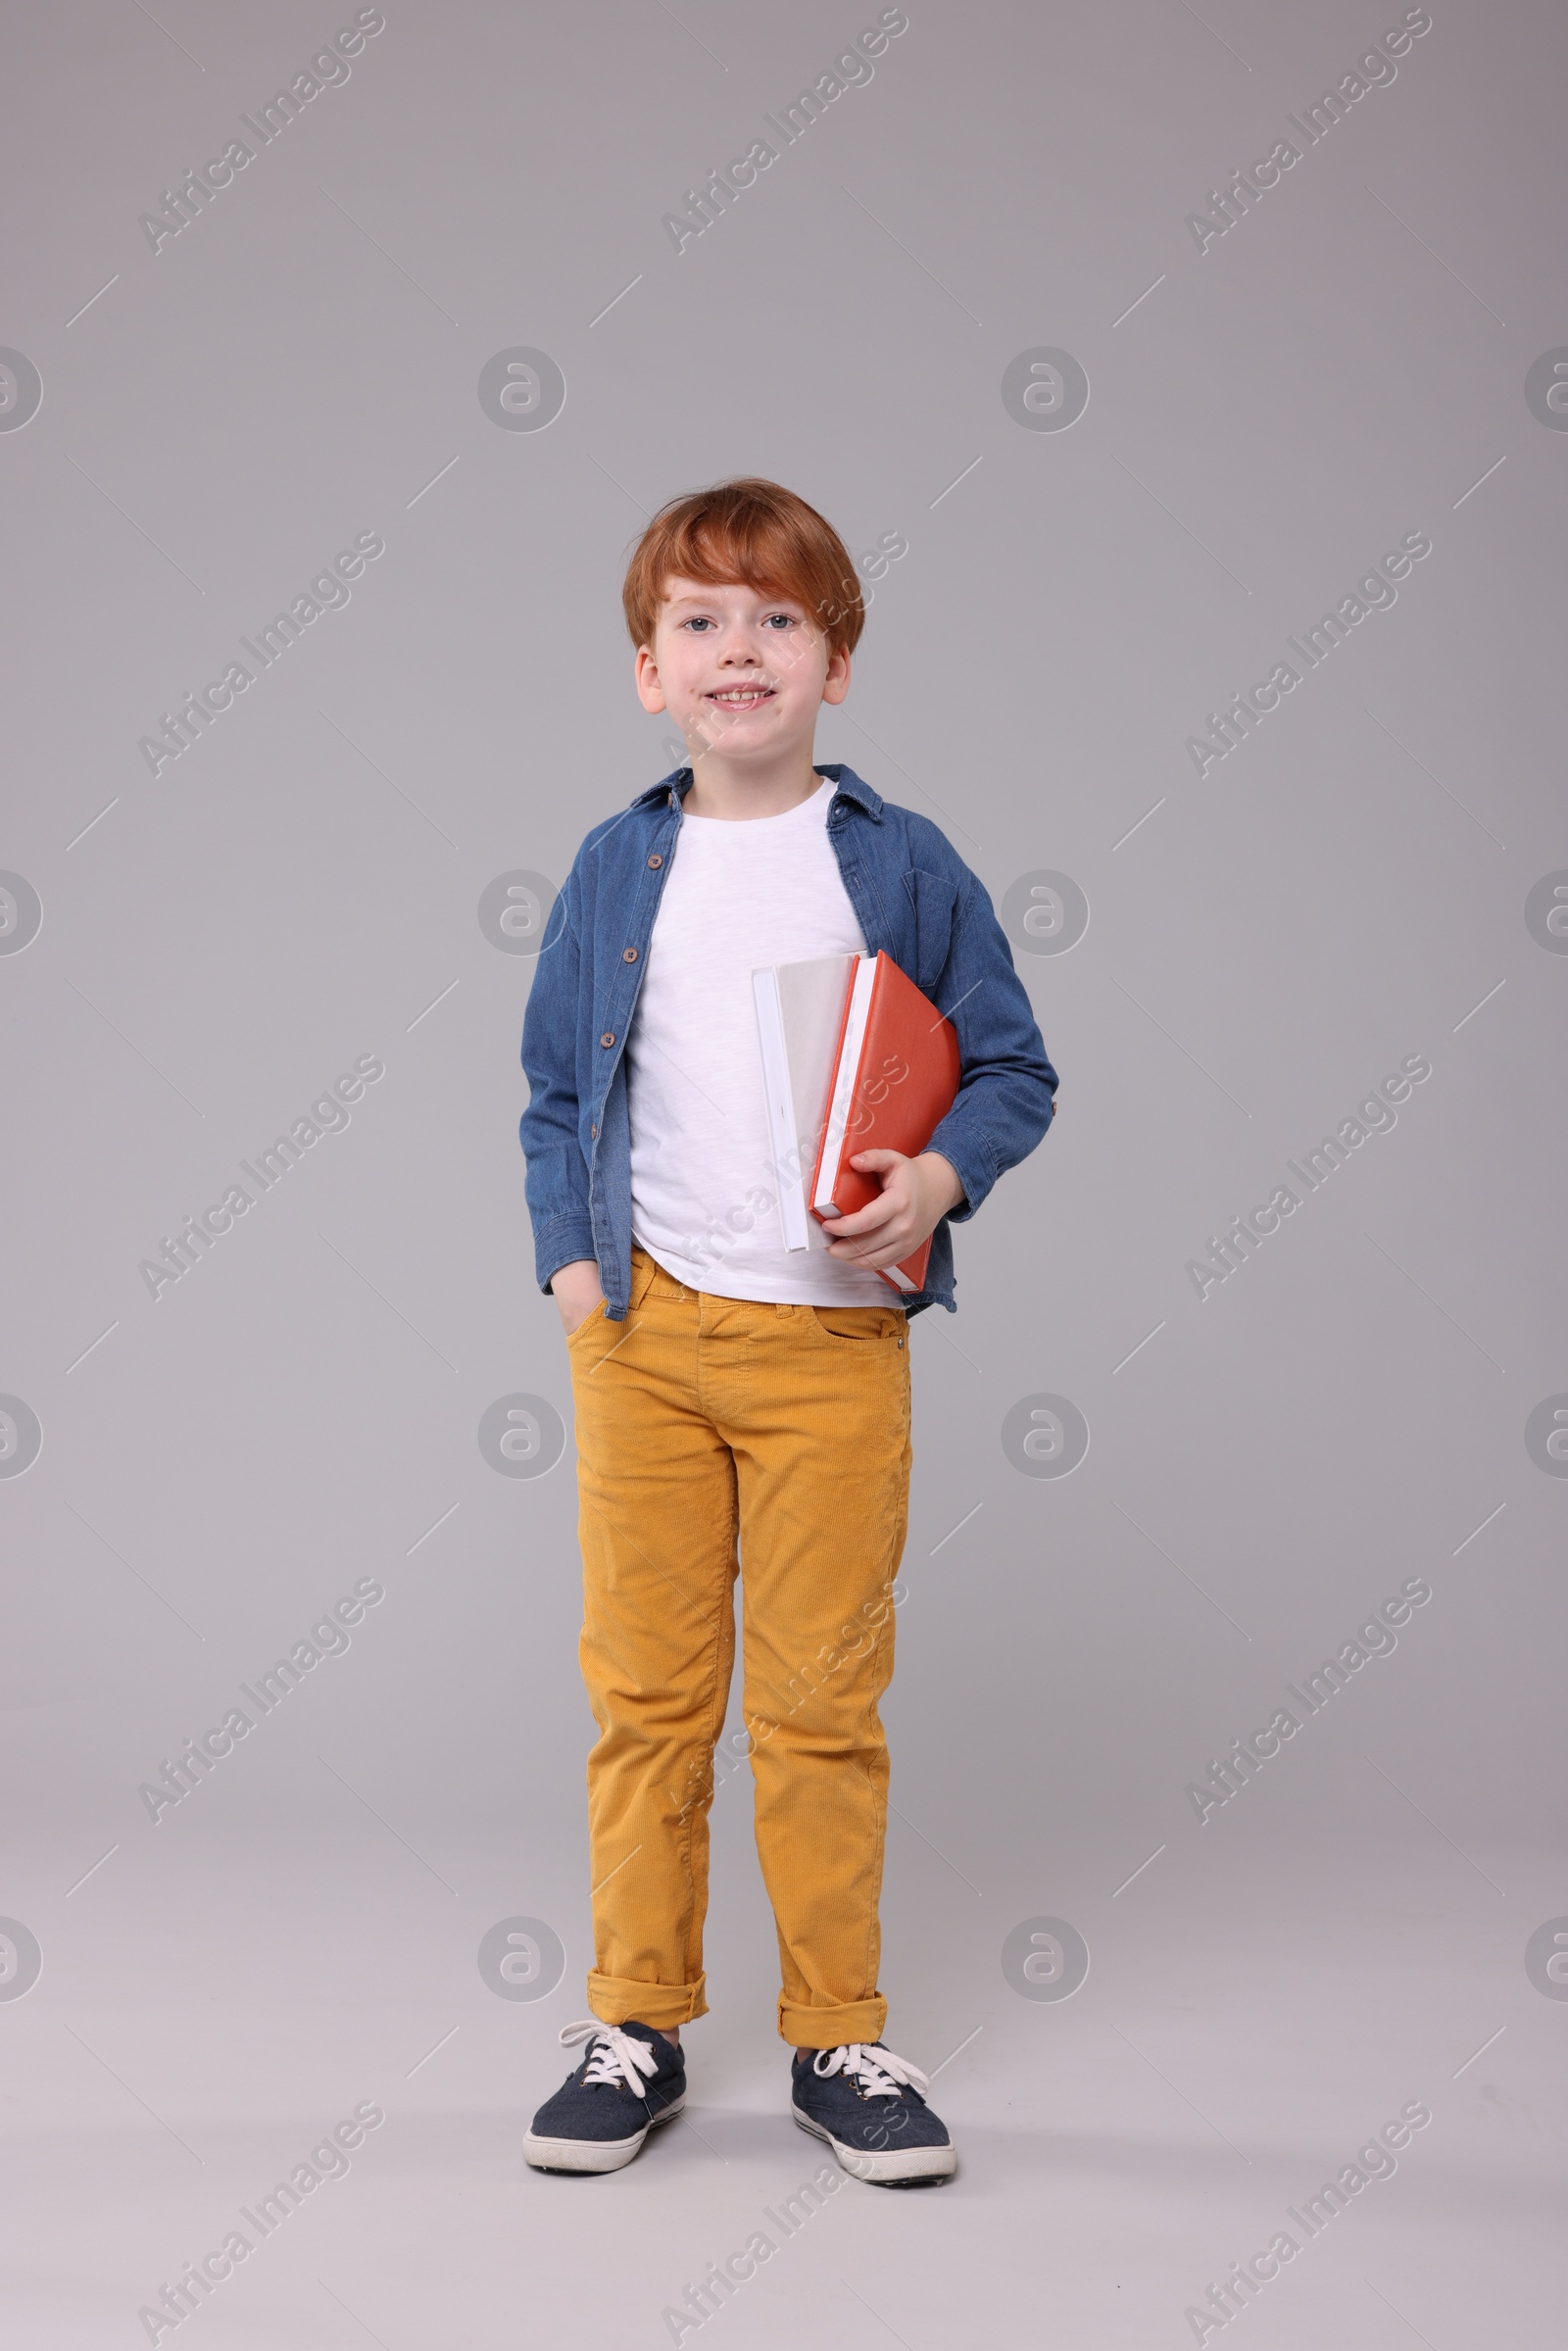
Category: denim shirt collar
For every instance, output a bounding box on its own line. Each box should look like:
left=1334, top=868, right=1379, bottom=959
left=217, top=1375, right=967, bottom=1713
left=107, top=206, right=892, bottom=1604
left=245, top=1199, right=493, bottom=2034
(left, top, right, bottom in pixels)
left=625, top=761, right=885, bottom=821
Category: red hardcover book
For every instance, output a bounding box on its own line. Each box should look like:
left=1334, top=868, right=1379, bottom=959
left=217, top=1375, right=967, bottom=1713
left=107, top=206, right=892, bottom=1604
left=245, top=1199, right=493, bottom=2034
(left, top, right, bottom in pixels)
left=807, top=951, right=962, bottom=1297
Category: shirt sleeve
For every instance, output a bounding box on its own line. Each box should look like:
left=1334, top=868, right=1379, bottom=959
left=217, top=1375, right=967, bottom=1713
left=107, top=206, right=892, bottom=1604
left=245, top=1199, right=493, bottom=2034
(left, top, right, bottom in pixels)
left=518, top=870, right=598, bottom=1291
left=919, top=861, right=1057, bottom=1220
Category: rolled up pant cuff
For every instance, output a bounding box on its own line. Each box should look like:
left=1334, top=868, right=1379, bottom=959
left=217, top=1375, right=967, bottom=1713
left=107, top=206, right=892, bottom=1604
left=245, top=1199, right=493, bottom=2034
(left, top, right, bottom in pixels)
left=587, top=1969, right=708, bottom=2030
left=778, top=1993, right=888, bottom=2048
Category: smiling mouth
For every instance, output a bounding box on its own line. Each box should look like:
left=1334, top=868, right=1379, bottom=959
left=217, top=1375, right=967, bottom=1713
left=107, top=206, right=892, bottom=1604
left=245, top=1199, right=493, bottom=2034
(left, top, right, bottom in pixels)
left=705, top=686, right=775, bottom=709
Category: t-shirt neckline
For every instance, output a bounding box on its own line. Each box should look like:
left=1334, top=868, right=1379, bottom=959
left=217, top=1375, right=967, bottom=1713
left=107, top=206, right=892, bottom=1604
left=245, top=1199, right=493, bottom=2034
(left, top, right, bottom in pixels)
left=679, top=774, right=835, bottom=827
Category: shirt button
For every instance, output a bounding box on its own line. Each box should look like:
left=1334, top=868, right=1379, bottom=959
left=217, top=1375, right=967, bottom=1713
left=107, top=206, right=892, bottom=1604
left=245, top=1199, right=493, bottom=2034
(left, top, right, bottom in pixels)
left=648, top=853, right=662, bottom=868
left=601, top=1031, right=614, bottom=1048
left=591, top=1123, right=598, bottom=1140
left=622, top=946, right=638, bottom=962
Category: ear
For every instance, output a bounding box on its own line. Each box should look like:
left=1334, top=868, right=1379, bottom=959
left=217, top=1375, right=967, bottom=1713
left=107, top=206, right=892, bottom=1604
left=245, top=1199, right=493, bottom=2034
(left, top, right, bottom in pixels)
left=634, top=645, right=667, bottom=713
left=820, top=646, right=852, bottom=707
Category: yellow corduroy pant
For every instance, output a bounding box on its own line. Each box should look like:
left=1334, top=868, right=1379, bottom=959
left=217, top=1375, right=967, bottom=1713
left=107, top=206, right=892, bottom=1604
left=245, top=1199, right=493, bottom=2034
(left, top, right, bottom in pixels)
left=565, top=1246, right=912, bottom=2048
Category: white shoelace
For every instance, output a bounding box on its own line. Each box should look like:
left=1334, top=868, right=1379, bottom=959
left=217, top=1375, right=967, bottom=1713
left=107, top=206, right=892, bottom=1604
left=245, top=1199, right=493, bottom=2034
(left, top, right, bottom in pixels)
left=557, top=2018, right=663, bottom=2094
left=811, top=2042, right=929, bottom=2099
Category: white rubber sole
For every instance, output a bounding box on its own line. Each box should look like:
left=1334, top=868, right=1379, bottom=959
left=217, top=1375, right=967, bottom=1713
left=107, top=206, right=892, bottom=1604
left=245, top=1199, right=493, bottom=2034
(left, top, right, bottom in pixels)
left=524, top=2094, right=685, bottom=2174
left=792, top=2103, right=957, bottom=2184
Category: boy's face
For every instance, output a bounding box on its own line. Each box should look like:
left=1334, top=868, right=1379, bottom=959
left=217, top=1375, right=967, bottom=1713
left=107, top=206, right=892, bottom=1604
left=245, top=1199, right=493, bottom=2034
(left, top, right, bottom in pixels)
left=634, top=574, right=850, bottom=767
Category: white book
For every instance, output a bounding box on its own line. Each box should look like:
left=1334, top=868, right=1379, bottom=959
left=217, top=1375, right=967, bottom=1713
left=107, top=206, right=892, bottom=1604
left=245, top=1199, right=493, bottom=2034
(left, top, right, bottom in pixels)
left=752, top=954, right=861, bottom=1250
left=811, top=955, right=877, bottom=1214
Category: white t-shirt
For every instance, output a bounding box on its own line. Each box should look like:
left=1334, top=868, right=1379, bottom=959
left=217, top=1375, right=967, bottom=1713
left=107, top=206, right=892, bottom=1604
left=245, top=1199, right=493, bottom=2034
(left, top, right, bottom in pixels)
left=626, top=776, right=892, bottom=1305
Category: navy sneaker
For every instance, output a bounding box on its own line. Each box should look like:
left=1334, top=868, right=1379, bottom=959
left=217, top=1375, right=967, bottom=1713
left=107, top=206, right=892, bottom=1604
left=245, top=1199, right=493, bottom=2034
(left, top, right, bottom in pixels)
left=791, top=2040, right=956, bottom=2185
left=524, top=2018, right=686, bottom=2174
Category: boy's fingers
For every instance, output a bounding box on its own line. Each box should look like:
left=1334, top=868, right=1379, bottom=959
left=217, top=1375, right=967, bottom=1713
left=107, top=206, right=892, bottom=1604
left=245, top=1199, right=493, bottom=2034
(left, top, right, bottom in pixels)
left=820, top=1195, right=897, bottom=1237
left=825, top=1223, right=896, bottom=1253
left=824, top=1149, right=910, bottom=1243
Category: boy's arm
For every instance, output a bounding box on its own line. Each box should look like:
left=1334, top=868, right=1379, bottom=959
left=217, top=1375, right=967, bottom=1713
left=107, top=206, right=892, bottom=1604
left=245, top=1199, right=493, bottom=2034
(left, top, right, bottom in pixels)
left=919, top=862, right=1058, bottom=1222
left=821, top=863, right=1056, bottom=1272
left=518, top=872, right=597, bottom=1294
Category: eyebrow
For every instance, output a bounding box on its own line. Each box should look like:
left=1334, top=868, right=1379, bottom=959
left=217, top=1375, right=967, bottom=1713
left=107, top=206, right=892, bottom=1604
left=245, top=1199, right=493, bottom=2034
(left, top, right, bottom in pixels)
left=663, top=589, right=804, bottom=612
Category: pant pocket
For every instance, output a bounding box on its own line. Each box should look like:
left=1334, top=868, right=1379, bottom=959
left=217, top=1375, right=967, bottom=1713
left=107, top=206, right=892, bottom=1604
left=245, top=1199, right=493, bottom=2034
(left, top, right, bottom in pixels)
left=808, top=1304, right=906, bottom=1346
left=564, top=1298, right=609, bottom=1347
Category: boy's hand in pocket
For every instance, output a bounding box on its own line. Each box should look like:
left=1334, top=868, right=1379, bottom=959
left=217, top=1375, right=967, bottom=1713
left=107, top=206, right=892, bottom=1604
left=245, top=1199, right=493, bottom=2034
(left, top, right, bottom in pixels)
left=552, top=1259, right=605, bottom=1336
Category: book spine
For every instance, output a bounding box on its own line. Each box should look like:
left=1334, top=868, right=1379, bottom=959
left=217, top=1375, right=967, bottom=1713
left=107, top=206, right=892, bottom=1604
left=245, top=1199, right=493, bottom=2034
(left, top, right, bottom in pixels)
left=808, top=955, right=873, bottom=1213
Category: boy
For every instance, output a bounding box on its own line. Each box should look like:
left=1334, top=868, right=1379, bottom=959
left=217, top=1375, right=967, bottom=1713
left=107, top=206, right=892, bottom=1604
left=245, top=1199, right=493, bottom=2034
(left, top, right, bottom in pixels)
left=517, top=478, right=1057, bottom=2184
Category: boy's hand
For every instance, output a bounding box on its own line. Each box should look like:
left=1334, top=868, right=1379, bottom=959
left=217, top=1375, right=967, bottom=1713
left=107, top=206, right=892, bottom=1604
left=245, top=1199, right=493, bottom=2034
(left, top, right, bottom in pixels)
left=552, top=1258, right=606, bottom=1336
left=818, top=1150, right=966, bottom=1272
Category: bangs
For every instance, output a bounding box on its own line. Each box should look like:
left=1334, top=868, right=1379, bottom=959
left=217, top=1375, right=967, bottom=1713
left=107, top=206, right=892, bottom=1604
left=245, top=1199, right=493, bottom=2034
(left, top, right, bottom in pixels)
left=622, top=477, right=865, bottom=658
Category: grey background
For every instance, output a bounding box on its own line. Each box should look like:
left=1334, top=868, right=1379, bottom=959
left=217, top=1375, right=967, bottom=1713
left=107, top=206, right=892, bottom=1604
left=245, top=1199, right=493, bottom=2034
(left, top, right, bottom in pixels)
left=3, top=1, right=1564, bottom=2342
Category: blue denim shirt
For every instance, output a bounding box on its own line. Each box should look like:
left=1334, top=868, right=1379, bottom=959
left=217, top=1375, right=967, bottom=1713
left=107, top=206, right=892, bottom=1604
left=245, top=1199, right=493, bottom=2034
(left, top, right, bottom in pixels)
left=518, top=763, right=1057, bottom=1320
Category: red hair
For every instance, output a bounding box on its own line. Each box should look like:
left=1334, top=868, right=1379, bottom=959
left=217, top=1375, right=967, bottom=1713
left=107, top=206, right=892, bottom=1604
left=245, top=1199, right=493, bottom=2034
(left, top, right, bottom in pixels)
left=621, top=476, right=865, bottom=658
